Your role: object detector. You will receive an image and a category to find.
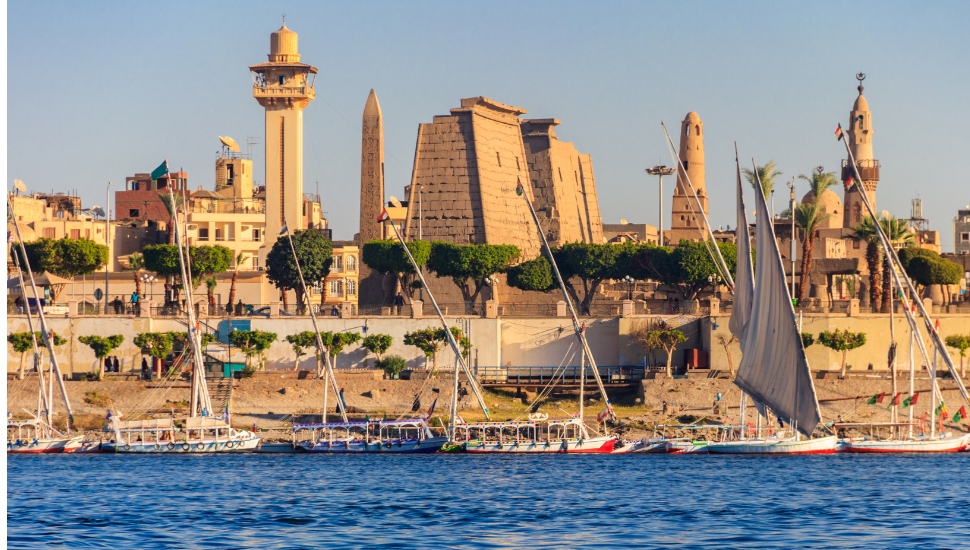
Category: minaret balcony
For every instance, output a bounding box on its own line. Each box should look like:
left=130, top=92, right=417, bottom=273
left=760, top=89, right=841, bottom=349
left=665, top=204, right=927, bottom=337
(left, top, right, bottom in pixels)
left=841, top=159, right=879, bottom=182
left=253, top=85, right=315, bottom=101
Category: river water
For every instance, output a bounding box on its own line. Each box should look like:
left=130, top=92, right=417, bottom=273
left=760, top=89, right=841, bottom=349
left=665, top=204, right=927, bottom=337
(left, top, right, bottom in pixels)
left=7, top=453, right=970, bottom=549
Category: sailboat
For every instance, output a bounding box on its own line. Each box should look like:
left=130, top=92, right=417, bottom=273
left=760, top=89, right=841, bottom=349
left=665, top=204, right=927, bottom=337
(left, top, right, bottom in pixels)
left=7, top=193, right=83, bottom=454
left=705, top=161, right=836, bottom=454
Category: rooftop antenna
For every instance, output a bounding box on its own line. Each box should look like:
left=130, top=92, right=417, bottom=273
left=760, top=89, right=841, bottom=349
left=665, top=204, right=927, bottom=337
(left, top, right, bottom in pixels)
left=246, top=135, right=259, bottom=158
left=282, top=13, right=286, bottom=25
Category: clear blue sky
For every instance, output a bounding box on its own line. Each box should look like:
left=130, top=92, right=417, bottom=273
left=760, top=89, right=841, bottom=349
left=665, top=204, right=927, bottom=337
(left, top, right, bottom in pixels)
left=7, top=1, right=969, bottom=248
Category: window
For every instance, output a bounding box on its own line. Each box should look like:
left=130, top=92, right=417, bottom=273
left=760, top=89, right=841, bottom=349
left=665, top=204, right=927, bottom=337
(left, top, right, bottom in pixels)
left=961, top=232, right=970, bottom=243
left=279, top=75, right=286, bottom=85
left=198, top=228, right=209, bottom=241
left=347, top=280, right=357, bottom=296
left=853, top=239, right=860, bottom=249
left=329, top=279, right=343, bottom=297
left=253, top=228, right=261, bottom=241
left=346, top=256, right=357, bottom=271
left=43, top=228, right=56, bottom=239
left=333, top=256, right=343, bottom=270
left=696, top=124, right=701, bottom=136
left=311, top=281, right=323, bottom=295
left=686, top=125, right=690, bottom=136
left=85, top=229, right=91, bottom=239
left=496, top=152, right=501, bottom=167
left=252, top=256, right=260, bottom=269
left=215, top=228, right=224, bottom=241
left=70, top=229, right=81, bottom=240
left=129, top=209, right=139, bottom=218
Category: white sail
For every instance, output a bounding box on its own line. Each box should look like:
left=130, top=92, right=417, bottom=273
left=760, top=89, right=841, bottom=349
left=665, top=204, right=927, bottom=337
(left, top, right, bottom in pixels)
left=733, top=168, right=822, bottom=436
left=728, top=158, right=755, bottom=349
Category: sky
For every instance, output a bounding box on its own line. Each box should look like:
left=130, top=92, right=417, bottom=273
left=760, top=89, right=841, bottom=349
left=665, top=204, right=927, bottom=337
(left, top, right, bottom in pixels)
left=7, top=1, right=970, bottom=249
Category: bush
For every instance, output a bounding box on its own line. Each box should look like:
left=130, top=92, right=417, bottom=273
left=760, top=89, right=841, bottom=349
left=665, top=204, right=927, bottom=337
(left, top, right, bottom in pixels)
left=83, top=390, right=113, bottom=407
left=237, top=364, right=258, bottom=379
left=376, top=355, right=408, bottom=378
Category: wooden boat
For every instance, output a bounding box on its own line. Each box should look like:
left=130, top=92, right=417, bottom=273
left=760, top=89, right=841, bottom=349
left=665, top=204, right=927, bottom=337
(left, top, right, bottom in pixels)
left=844, top=432, right=969, bottom=453
left=104, top=416, right=259, bottom=453
left=706, top=435, right=836, bottom=454
left=7, top=418, right=82, bottom=454
left=292, top=418, right=446, bottom=453
left=459, top=417, right=616, bottom=454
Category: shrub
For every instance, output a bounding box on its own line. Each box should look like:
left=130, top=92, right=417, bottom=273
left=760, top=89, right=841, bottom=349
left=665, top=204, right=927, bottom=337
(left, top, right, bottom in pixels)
left=84, top=390, right=113, bottom=407
left=237, top=364, right=258, bottom=379
left=377, top=355, right=408, bottom=378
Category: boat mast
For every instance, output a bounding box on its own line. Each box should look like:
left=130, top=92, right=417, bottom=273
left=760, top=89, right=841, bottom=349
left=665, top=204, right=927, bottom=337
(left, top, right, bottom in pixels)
left=579, top=336, right=585, bottom=422
left=379, top=212, right=492, bottom=442
left=515, top=180, right=617, bottom=422
left=281, top=222, right=348, bottom=422
left=9, top=247, right=49, bottom=423
left=908, top=320, right=915, bottom=439
left=7, top=194, right=74, bottom=430
left=888, top=274, right=898, bottom=435
left=930, top=347, right=937, bottom=438
left=840, top=131, right=970, bottom=413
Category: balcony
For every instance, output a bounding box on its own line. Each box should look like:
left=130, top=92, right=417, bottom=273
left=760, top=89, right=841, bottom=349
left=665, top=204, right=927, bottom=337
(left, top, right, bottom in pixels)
left=842, top=159, right=880, bottom=182
left=253, top=85, right=314, bottom=101
left=187, top=199, right=265, bottom=215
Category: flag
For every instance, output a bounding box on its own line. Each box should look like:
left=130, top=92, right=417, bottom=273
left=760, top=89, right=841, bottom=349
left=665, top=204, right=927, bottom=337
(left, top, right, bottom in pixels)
left=7, top=231, right=12, bottom=243
left=455, top=415, right=465, bottom=425
left=866, top=392, right=885, bottom=405
left=887, top=392, right=902, bottom=408
left=844, top=175, right=854, bottom=190
left=515, top=178, right=525, bottom=196
left=279, top=223, right=288, bottom=236
left=903, top=392, right=919, bottom=408
left=835, top=124, right=845, bottom=141
left=151, top=159, right=169, bottom=181
left=954, top=406, right=967, bottom=423
left=376, top=209, right=390, bottom=222
left=596, top=408, right=609, bottom=423
left=427, top=397, right=437, bottom=418
left=936, top=403, right=947, bottom=418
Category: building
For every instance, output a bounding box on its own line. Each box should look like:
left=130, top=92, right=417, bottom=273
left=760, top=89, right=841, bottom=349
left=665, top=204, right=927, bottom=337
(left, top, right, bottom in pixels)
left=7, top=191, right=110, bottom=269
left=841, top=74, right=879, bottom=227
left=667, top=112, right=709, bottom=244
left=313, top=241, right=360, bottom=311
left=115, top=171, right=189, bottom=224
left=602, top=222, right=659, bottom=245
left=954, top=206, right=970, bottom=255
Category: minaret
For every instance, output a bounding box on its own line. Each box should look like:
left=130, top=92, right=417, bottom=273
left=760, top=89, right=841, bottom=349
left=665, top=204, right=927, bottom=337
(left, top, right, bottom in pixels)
left=359, top=90, right=384, bottom=246
left=843, top=73, right=878, bottom=227
left=251, top=21, right=317, bottom=255
left=669, top=112, right=708, bottom=242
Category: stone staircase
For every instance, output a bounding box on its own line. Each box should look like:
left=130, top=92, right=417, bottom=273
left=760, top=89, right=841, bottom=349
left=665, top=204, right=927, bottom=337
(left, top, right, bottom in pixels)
left=207, top=377, right=234, bottom=416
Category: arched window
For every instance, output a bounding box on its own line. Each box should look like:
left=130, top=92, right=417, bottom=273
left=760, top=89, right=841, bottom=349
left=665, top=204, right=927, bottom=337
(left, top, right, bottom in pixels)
left=696, top=125, right=701, bottom=135
left=346, top=280, right=357, bottom=296
left=685, top=125, right=690, bottom=136
left=346, top=256, right=357, bottom=271
left=857, top=115, right=864, bottom=130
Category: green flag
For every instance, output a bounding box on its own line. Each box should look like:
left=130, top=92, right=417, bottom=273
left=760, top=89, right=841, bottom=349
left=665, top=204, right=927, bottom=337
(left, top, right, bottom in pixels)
left=151, top=159, right=169, bottom=181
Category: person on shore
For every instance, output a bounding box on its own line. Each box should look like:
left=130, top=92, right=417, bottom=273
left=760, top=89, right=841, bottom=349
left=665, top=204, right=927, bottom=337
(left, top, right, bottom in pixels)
left=141, top=357, right=150, bottom=380
left=235, top=299, right=244, bottom=316
left=331, top=306, right=339, bottom=317
left=130, top=291, right=140, bottom=315
left=113, top=356, right=120, bottom=373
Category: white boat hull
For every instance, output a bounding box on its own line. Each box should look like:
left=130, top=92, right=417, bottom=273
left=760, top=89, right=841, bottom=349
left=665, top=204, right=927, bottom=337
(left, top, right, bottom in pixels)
left=465, top=436, right=616, bottom=453
left=297, top=436, right=447, bottom=453
left=666, top=440, right=710, bottom=454
left=106, top=436, right=260, bottom=453
left=705, top=435, right=837, bottom=454
left=616, top=438, right=671, bottom=454
left=845, top=433, right=970, bottom=453
left=7, top=435, right=82, bottom=454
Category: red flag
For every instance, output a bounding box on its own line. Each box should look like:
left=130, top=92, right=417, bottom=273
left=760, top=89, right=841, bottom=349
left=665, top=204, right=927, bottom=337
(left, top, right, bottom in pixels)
left=835, top=124, right=845, bottom=141
left=596, top=408, right=609, bottom=423
left=844, top=175, right=854, bottom=190
left=888, top=392, right=902, bottom=408
left=910, top=392, right=920, bottom=406
left=376, top=209, right=390, bottom=222
left=515, top=178, right=525, bottom=196
left=954, top=406, right=967, bottom=423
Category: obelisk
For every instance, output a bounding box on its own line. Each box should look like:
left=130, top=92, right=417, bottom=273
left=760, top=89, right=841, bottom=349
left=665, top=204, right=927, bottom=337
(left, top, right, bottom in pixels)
left=358, top=89, right=385, bottom=306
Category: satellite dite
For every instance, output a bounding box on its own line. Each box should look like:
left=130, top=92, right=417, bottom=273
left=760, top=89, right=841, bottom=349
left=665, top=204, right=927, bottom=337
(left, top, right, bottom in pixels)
left=219, top=135, right=241, bottom=153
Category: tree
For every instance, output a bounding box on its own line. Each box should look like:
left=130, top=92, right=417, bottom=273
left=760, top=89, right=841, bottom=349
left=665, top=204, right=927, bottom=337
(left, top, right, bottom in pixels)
left=849, top=216, right=882, bottom=308
left=143, top=244, right=232, bottom=289
left=285, top=331, right=318, bottom=371
left=649, top=328, right=687, bottom=377
left=15, top=238, right=109, bottom=302
left=743, top=160, right=783, bottom=202
left=376, top=354, right=407, bottom=379
left=266, top=229, right=333, bottom=312
left=426, top=242, right=520, bottom=303
left=801, top=333, right=815, bottom=348
left=133, top=332, right=175, bottom=377
left=228, top=330, right=277, bottom=370
left=794, top=168, right=838, bottom=305
left=716, top=335, right=738, bottom=377
left=404, top=327, right=470, bottom=375
left=944, top=335, right=970, bottom=378
left=506, top=256, right=555, bottom=292
left=361, top=333, right=393, bottom=363
left=204, top=276, right=218, bottom=310
left=319, top=331, right=362, bottom=373
left=78, top=335, right=125, bottom=380
left=818, top=329, right=867, bottom=378
left=127, top=253, right=145, bottom=297
left=8, top=332, right=66, bottom=380
left=632, top=241, right=737, bottom=302
left=226, top=253, right=247, bottom=313
left=907, top=256, right=962, bottom=304
left=629, top=319, right=661, bottom=368
left=879, top=215, right=916, bottom=313
left=361, top=239, right=431, bottom=303
left=166, top=331, right=215, bottom=350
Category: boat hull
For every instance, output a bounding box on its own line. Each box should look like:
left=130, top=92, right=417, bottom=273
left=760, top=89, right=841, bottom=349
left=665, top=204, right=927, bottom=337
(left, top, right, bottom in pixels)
left=7, top=436, right=82, bottom=454
left=105, top=437, right=261, bottom=453
left=845, top=434, right=970, bottom=453
left=297, top=436, right=447, bottom=454
left=705, top=436, right=837, bottom=455
left=465, top=436, right=616, bottom=453
left=617, top=438, right=669, bottom=454
left=665, top=441, right=710, bottom=454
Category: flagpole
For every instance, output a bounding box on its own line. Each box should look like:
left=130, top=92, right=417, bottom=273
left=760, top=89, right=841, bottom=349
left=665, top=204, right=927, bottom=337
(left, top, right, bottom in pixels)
left=838, top=126, right=970, bottom=414
left=380, top=213, right=492, bottom=437
left=281, top=220, right=348, bottom=423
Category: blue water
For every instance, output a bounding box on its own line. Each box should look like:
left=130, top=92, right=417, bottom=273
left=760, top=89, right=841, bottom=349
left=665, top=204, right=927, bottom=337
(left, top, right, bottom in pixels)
left=7, top=454, right=970, bottom=549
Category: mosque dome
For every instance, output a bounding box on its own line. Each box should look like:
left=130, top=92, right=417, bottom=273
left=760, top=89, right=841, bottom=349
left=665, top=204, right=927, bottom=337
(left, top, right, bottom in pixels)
left=269, top=24, right=300, bottom=63
left=801, top=189, right=843, bottom=229
left=853, top=93, right=869, bottom=112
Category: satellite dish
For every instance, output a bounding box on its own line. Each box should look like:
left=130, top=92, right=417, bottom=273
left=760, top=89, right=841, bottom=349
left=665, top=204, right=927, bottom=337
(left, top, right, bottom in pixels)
left=388, top=196, right=402, bottom=208
left=620, top=219, right=629, bottom=225
left=881, top=210, right=891, bottom=220
left=14, top=179, right=26, bottom=192
left=219, top=135, right=240, bottom=152
left=93, top=207, right=106, bottom=218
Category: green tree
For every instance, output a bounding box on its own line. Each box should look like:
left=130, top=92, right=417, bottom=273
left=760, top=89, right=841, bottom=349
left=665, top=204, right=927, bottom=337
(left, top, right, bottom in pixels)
left=7, top=332, right=66, bottom=380
left=204, top=275, right=218, bottom=310
left=801, top=332, right=815, bottom=349
left=648, top=328, right=687, bottom=377
left=743, top=160, right=783, bottom=201
left=78, top=335, right=125, bottom=380
left=632, top=241, right=736, bottom=302
left=361, top=333, right=393, bottom=363
left=878, top=215, right=916, bottom=313
left=133, top=332, right=175, bottom=377
left=228, top=330, right=277, bottom=370
left=226, top=253, right=247, bottom=313
left=794, top=168, right=838, bottom=305
left=849, top=216, right=882, bottom=308
left=818, top=329, right=867, bottom=378
left=318, top=331, right=362, bottom=372
left=376, top=354, right=408, bottom=379
left=506, top=256, right=555, bottom=292
left=285, top=331, right=318, bottom=371
left=265, top=229, right=333, bottom=312
left=15, top=238, right=109, bottom=302
left=553, top=242, right=645, bottom=313
left=361, top=239, right=431, bottom=303
left=906, top=256, right=962, bottom=303
left=143, top=244, right=232, bottom=289
left=165, top=331, right=215, bottom=349
left=426, top=242, right=520, bottom=303
left=944, top=334, right=970, bottom=379
left=404, top=327, right=470, bottom=375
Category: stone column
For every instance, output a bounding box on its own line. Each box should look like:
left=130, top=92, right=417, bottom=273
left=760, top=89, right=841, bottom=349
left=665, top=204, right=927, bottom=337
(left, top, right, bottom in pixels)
left=485, top=300, right=498, bottom=319
left=411, top=300, right=423, bottom=319
left=68, top=300, right=78, bottom=317
left=140, top=301, right=152, bottom=318
left=922, top=298, right=933, bottom=314
left=708, top=298, right=720, bottom=316
left=557, top=301, right=567, bottom=317
left=270, top=301, right=280, bottom=317
left=621, top=300, right=634, bottom=317
left=848, top=298, right=860, bottom=317
left=340, top=302, right=354, bottom=318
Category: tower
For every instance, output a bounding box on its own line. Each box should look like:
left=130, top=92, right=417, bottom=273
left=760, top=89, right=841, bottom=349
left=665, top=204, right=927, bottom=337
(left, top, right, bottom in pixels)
left=250, top=22, right=316, bottom=254
left=842, top=73, right=879, bottom=227
left=668, top=112, right=707, bottom=243
left=359, top=90, right=384, bottom=246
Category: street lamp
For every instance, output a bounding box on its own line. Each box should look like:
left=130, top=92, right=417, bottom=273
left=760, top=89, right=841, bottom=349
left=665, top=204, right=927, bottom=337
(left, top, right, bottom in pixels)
left=623, top=275, right=635, bottom=301
left=646, top=165, right=675, bottom=247
left=708, top=273, right=720, bottom=298
left=484, top=275, right=500, bottom=303
left=140, top=274, right=157, bottom=303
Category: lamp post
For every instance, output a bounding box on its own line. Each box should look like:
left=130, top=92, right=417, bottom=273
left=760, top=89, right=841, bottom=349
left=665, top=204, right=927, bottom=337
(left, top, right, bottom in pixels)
left=141, top=274, right=157, bottom=304
left=484, top=275, right=500, bottom=304
left=106, top=181, right=112, bottom=311
left=646, top=165, right=675, bottom=247
left=708, top=273, right=720, bottom=299
left=623, top=275, right=635, bottom=301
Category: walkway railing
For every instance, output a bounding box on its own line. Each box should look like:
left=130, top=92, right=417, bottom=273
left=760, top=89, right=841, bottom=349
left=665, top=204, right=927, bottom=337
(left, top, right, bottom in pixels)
left=475, top=365, right=646, bottom=385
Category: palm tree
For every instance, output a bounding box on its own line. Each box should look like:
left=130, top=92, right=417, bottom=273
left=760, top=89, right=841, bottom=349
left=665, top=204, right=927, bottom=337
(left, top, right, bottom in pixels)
left=792, top=168, right=838, bottom=304
left=205, top=275, right=218, bottom=310
left=743, top=161, right=783, bottom=204
left=227, top=253, right=247, bottom=313
left=850, top=216, right=881, bottom=309
left=879, top=215, right=916, bottom=313
left=159, top=192, right=185, bottom=245
left=127, top=253, right=144, bottom=296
